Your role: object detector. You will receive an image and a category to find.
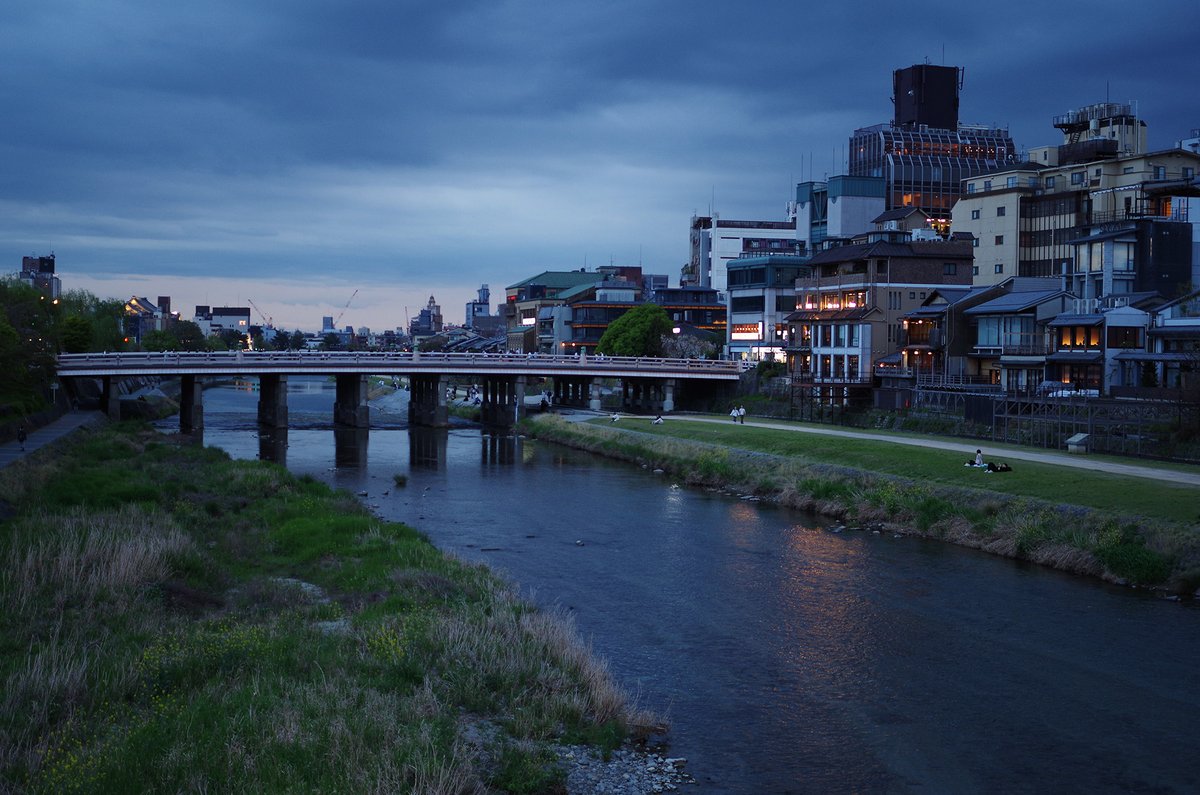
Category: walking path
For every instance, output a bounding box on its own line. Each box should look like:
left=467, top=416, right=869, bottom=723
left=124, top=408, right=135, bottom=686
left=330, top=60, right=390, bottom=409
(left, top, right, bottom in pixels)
left=579, top=412, right=1200, bottom=488
left=0, top=411, right=108, bottom=470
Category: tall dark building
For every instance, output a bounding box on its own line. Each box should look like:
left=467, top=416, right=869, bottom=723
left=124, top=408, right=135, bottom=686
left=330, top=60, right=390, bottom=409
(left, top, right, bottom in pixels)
left=849, top=64, right=1016, bottom=231
left=893, top=64, right=961, bottom=131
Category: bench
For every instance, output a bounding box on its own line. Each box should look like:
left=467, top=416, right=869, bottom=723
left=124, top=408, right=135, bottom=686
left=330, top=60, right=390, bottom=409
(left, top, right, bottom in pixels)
left=1066, top=433, right=1089, bottom=454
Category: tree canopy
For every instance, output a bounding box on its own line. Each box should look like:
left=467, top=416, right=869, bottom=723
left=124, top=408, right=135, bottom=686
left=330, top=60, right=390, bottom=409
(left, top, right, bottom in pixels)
left=596, top=303, right=673, bottom=357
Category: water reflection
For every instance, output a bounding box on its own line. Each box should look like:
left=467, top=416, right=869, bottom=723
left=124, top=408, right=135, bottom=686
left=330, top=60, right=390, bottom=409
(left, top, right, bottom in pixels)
left=258, top=427, right=288, bottom=465
left=333, top=427, right=369, bottom=468
left=481, top=432, right=522, bottom=466
left=408, top=426, right=448, bottom=469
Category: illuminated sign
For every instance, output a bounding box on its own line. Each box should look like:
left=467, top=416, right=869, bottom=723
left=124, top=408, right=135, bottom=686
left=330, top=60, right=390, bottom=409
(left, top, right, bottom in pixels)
left=730, top=322, right=762, bottom=341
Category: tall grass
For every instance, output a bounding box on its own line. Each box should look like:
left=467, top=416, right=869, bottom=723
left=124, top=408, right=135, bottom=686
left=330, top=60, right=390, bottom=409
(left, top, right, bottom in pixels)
left=0, top=423, right=658, bottom=792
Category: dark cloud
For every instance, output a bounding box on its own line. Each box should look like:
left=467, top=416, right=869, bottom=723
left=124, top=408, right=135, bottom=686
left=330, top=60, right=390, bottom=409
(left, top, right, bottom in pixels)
left=2, top=0, right=1196, bottom=329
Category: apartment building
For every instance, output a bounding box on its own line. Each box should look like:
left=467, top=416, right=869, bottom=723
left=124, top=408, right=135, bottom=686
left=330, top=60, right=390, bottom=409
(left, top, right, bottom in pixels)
left=784, top=230, right=973, bottom=405
left=682, top=215, right=799, bottom=293
left=952, top=102, right=1200, bottom=287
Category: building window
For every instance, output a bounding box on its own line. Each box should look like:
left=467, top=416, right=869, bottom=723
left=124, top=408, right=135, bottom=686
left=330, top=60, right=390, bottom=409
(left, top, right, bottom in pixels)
left=1184, top=167, right=1194, bottom=180
left=967, top=183, right=976, bottom=194
left=1123, top=166, right=1135, bottom=174
left=994, top=235, right=1004, bottom=245
left=909, top=291, right=916, bottom=300
left=1094, top=168, right=1102, bottom=177
left=1153, top=165, right=1166, bottom=180
left=1006, top=176, right=1018, bottom=188
left=1045, top=176, right=1056, bottom=188
left=970, top=209, right=980, bottom=220
left=997, top=206, right=1006, bottom=217
left=1071, top=172, right=1085, bottom=185
left=972, top=265, right=979, bottom=276
left=983, top=180, right=992, bottom=191
left=944, top=263, right=957, bottom=275
left=972, top=238, right=979, bottom=248
left=994, top=263, right=1004, bottom=274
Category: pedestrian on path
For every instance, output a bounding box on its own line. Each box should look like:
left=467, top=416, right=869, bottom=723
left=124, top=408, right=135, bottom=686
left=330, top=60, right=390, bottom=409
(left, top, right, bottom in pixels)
left=730, top=407, right=739, bottom=422
left=738, top=405, right=746, bottom=424
left=17, top=425, right=28, bottom=451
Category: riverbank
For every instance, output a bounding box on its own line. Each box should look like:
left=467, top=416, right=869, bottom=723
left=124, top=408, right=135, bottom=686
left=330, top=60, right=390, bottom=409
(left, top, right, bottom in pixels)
left=0, top=421, right=683, bottom=793
left=524, top=414, right=1200, bottom=597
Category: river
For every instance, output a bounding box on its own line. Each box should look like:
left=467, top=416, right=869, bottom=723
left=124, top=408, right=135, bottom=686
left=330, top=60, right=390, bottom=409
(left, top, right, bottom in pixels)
left=165, top=378, right=1200, bottom=794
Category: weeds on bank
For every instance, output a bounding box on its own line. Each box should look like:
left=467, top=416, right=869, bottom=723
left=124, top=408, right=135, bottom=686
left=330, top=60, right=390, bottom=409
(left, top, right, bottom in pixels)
left=528, top=415, right=1196, bottom=592
left=1, top=422, right=655, bottom=793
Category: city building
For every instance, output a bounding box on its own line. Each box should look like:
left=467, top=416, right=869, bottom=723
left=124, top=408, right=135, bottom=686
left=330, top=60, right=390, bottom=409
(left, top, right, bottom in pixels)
left=849, top=64, right=1017, bottom=234
left=465, top=284, right=491, bottom=329
left=792, top=176, right=886, bottom=249
left=17, top=254, right=61, bottom=299
left=193, top=305, right=251, bottom=339
left=951, top=102, right=1200, bottom=287
left=123, top=296, right=171, bottom=344
left=408, top=295, right=444, bottom=341
left=725, top=254, right=809, bottom=362
left=682, top=214, right=799, bottom=293
left=504, top=270, right=601, bottom=352
left=784, top=230, right=973, bottom=405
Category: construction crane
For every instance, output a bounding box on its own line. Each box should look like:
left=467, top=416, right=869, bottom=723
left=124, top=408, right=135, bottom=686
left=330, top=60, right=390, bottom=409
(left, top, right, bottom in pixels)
left=246, top=299, right=273, bottom=328
left=333, top=289, right=359, bottom=328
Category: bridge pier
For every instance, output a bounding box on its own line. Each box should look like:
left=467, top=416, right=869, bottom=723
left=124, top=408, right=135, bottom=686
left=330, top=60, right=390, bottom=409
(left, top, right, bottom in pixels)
left=102, top=376, right=122, bottom=421
left=408, top=374, right=449, bottom=427
left=621, top=378, right=673, bottom=414
left=590, top=380, right=602, bottom=411
left=552, top=377, right=593, bottom=409
left=334, top=374, right=370, bottom=428
left=480, top=375, right=526, bottom=428
left=179, top=375, right=203, bottom=433
left=257, top=374, right=288, bottom=428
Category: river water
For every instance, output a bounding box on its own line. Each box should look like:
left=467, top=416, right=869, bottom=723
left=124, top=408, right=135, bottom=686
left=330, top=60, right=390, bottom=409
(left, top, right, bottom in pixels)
left=168, top=379, right=1200, bottom=794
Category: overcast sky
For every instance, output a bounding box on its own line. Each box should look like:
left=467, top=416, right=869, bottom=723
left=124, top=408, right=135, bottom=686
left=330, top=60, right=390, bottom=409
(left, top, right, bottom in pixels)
left=2, top=1, right=1196, bottom=331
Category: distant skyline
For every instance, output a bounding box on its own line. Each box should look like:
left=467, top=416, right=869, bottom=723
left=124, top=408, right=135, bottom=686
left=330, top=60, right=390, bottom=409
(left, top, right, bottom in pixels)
left=3, top=1, right=1198, bottom=331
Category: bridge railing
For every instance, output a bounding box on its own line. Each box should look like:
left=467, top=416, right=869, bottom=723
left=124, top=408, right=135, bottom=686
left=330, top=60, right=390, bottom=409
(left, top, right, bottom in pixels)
left=56, top=350, right=753, bottom=374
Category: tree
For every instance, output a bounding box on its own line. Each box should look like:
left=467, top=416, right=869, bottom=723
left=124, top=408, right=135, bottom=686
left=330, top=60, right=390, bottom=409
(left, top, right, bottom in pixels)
left=218, top=328, right=246, bottom=350
left=290, top=330, right=307, bottom=351
left=173, top=320, right=206, bottom=351
left=59, top=315, right=93, bottom=354
left=661, top=329, right=721, bottom=360
left=321, top=333, right=340, bottom=351
left=596, top=303, right=673, bottom=357
left=141, top=329, right=179, bottom=351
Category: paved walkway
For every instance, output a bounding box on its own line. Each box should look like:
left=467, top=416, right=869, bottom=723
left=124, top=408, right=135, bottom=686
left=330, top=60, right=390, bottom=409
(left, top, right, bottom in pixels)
left=577, top=412, right=1200, bottom=488
left=0, top=411, right=108, bottom=470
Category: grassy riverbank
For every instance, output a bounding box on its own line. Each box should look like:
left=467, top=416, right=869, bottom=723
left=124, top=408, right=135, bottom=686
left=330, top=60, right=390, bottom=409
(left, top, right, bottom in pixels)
left=0, top=422, right=655, bottom=793
left=524, top=415, right=1200, bottom=595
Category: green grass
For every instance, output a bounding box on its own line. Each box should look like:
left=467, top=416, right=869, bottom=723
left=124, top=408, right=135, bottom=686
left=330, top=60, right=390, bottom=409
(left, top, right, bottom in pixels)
left=0, top=422, right=655, bottom=793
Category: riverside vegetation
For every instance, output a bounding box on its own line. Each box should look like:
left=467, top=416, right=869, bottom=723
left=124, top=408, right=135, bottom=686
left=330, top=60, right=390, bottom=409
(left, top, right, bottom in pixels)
left=0, top=421, right=658, bottom=793
left=525, top=414, right=1200, bottom=596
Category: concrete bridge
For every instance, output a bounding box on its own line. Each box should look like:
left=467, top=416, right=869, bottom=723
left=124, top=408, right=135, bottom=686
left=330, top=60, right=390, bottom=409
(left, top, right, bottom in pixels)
left=56, top=350, right=749, bottom=432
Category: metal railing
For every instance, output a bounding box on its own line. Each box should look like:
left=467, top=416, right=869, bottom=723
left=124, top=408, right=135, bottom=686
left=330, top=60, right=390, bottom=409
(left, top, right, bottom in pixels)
left=56, top=350, right=754, bottom=378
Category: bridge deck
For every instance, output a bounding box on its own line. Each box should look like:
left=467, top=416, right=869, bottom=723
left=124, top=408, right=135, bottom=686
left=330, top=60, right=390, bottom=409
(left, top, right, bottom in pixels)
left=56, top=351, right=750, bottom=381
